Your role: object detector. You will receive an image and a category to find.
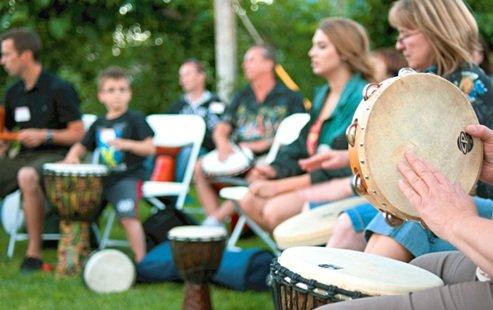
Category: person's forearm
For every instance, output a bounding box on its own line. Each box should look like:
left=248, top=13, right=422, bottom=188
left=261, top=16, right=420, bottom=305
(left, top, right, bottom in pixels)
left=50, top=121, right=85, bottom=146
left=126, top=138, right=155, bottom=156
left=276, top=174, right=311, bottom=194
left=213, top=122, right=232, bottom=146
left=448, top=216, right=493, bottom=276
left=66, top=143, right=87, bottom=160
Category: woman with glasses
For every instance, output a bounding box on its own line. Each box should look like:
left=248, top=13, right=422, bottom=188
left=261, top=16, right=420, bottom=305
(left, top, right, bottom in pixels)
left=317, top=1, right=493, bottom=309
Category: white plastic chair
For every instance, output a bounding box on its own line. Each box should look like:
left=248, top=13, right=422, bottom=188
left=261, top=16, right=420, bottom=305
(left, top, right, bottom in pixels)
left=4, top=114, right=99, bottom=258
left=98, top=114, right=206, bottom=249
left=219, top=113, right=310, bottom=254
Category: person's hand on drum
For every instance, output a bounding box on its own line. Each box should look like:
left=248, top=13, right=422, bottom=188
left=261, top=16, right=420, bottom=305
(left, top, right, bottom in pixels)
left=299, top=149, right=349, bottom=172
left=216, top=141, right=234, bottom=162
left=398, top=151, right=477, bottom=240
left=466, top=124, right=493, bottom=186
left=246, top=164, right=277, bottom=182
left=18, top=128, right=47, bottom=148
left=249, top=179, right=281, bottom=198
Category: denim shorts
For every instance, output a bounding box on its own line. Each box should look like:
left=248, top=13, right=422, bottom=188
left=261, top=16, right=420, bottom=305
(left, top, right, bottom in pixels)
left=364, top=196, right=493, bottom=257
left=344, top=203, right=379, bottom=233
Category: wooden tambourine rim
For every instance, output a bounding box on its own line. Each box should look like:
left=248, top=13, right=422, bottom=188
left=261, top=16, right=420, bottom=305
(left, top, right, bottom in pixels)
left=348, top=72, right=482, bottom=222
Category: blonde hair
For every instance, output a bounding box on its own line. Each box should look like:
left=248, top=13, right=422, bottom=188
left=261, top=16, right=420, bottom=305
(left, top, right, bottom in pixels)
left=389, top=0, right=479, bottom=76
left=318, top=17, right=376, bottom=82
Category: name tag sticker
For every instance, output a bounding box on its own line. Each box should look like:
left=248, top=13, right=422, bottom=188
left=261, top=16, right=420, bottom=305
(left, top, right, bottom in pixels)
left=209, top=101, right=225, bottom=114
left=100, top=128, right=117, bottom=143
left=14, top=106, right=31, bottom=122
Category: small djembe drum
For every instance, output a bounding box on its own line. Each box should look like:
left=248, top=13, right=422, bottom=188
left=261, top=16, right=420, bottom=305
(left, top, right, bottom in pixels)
left=273, top=196, right=367, bottom=249
left=43, top=163, right=108, bottom=276
left=168, top=226, right=227, bottom=310
left=269, top=246, right=444, bottom=309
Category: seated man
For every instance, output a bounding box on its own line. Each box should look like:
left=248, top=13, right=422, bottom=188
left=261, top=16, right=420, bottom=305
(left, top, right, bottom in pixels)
left=63, top=67, right=155, bottom=263
left=0, top=28, right=84, bottom=271
left=166, top=59, right=225, bottom=182
left=195, top=44, right=304, bottom=226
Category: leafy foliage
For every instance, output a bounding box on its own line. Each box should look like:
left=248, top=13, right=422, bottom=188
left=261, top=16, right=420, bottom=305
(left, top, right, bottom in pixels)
left=0, top=0, right=492, bottom=114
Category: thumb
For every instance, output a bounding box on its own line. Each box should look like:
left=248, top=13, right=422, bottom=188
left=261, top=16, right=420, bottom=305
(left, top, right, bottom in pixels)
left=465, top=124, right=493, bottom=143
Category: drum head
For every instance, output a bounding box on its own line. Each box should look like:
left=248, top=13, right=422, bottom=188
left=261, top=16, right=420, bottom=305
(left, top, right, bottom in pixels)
left=362, top=73, right=482, bottom=218
left=168, top=225, right=227, bottom=242
left=1, top=190, right=23, bottom=234
left=279, top=247, right=443, bottom=296
left=43, top=163, right=109, bottom=176
left=201, top=146, right=254, bottom=177
left=273, top=196, right=367, bottom=249
left=83, top=249, right=135, bottom=293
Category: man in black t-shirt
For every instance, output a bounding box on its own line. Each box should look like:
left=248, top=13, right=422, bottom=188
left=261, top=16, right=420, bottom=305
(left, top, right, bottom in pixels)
left=0, top=28, right=84, bottom=271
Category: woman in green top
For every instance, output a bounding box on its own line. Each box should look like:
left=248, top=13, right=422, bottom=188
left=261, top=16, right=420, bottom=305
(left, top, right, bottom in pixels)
left=238, top=17, right=376, bottom=232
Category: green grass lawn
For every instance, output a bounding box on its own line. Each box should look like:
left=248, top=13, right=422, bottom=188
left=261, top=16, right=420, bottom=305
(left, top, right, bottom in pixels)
left=0, top=192, right=273, bottom=309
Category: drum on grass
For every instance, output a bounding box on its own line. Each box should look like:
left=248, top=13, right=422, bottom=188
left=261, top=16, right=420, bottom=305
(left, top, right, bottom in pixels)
left=346, top=68, right=483, bottom=225
left=168, top=225, right=227, bottom=310
left=83, top=249, right=135, bottom=293
left=43, top=163, right=108, bottom=276
left=201, top=145, right=254, bottom=178
left=269, top=246, right=444, bottom=309
left=273, top=196, right=367, bottom=249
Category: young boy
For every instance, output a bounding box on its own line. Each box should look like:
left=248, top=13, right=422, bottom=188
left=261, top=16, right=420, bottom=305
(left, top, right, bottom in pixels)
left=64, top=66, right=154, bottom=262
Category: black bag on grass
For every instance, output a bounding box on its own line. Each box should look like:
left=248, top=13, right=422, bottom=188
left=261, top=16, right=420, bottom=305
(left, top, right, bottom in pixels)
left=143, top=208, right=198, bottom=251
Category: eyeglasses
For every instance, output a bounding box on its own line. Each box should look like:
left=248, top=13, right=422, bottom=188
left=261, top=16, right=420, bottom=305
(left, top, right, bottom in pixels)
left=101, top=87, right=130, bottom=94
left=396, top=31, right=421, bottom=45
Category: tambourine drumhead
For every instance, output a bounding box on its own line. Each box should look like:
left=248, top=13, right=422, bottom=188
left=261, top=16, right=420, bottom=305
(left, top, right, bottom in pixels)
left=273, top=196, right=367, bottom=249
left=168, top=225, right=227, bottom=242
left=43, top=163, right=109, bottom=176
left=201, top=146, right=254, bottom=177
left=83, top=249, right=135, bottom=293
left=279, top=247, right=443, bottom=296
left=350, top=72, right=482, bottom=220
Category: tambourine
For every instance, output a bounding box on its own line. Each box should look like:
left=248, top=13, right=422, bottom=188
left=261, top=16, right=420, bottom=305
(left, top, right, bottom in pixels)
left=347, top=68, right=483, bottom=225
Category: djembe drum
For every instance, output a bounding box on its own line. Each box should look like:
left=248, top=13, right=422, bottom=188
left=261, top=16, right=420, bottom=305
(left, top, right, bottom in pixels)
left=43, top=163, right=108, bottom=276
left=83, top=249, right=135, bottom=293
left=273, top=196, right=367, bottom=249
left=168, top=225, right=227, bottom=310
left=201, top=145, right=254, bottom=186
left=346, top=68, right=483, bottom=225
left=269, top=246, right=444, bottom=309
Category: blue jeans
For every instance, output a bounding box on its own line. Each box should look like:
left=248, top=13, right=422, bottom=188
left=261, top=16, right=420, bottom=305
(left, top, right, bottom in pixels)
left=364, top=196, right=493, bottom=257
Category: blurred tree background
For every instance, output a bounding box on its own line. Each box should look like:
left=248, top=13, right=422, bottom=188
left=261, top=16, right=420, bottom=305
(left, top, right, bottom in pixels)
left=0, top=0, right=492, bottom=114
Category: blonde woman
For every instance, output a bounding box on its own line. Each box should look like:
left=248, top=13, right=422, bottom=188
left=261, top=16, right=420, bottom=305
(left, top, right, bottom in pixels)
left=316, top=1, right=493, bottom=309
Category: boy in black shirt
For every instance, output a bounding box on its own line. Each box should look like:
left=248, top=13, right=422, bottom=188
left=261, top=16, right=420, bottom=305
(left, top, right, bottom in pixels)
left=63, top=67, right=154, bottom=263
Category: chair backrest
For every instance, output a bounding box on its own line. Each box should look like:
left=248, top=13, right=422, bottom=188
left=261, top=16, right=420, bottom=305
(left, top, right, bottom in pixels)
left=264, top=113, right=310, bottom=164
left=82, top=114, right=97, bottom=131
left=146, top=114, right=206, bottom=148
left=146, top=114, right=206, bottom=208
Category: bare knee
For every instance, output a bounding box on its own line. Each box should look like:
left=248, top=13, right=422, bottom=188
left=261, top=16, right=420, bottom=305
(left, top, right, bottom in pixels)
left=327, top=213, right=365, bottom=250
left=263, top=202, right=285, bottom=231
left=365, top=233, right=413, bottom=262
left=17, top=167, right=40, bottom=190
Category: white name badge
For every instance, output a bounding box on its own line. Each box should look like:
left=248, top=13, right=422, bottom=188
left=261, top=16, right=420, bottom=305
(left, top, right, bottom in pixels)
left=100, top=128, right=117, bottom=143
left=14, top=106, right=31, bottom=122
left=209, top=101, right=225, bottom=114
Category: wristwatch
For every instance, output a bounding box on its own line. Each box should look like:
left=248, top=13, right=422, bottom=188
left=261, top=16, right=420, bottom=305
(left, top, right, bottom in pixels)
left=45, top=130, right=54, bottom=144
